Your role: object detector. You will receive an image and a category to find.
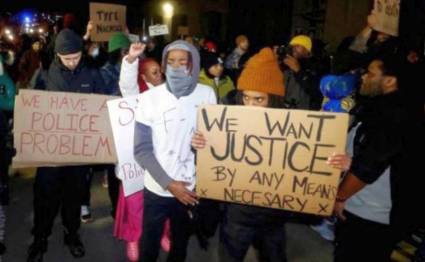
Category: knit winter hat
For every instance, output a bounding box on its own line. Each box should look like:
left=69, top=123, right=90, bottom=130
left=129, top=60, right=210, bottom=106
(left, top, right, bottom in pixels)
left=237, top=47, right=285, bottom=97
left=202, top=52, right=223, bottom=70
left=54, top=29, right=83, bottom=55
left=289, top=35, right=312, bottom=53
left=108, top=32, right=131, bottom=53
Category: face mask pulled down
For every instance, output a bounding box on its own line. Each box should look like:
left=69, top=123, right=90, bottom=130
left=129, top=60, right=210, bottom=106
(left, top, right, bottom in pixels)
left=166, top=66, right=194, bottom=98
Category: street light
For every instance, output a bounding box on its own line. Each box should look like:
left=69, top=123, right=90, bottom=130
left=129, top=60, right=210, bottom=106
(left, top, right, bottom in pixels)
left=5, top=29, right=11, bottom=35
left=162, top=3, right=174, bottom=19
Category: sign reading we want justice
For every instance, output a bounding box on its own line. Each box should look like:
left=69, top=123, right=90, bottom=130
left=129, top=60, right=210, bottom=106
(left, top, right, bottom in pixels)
left=196, top=105, right=349, bottom=216
left=13, top=90, right=117, bottom=167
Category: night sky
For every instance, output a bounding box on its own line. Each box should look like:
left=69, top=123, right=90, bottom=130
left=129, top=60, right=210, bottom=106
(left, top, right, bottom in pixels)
left=6, top=0, right=142, bottom=13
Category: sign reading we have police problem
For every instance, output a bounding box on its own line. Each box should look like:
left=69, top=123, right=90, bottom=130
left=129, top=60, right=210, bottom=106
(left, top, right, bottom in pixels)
left=196, top=105, right=348, bottom=216
left=13, top=90, right=117, bottom=167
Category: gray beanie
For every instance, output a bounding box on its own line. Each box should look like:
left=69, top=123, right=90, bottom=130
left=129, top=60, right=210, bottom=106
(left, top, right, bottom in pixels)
left=54, top=29, right=83, bottom=55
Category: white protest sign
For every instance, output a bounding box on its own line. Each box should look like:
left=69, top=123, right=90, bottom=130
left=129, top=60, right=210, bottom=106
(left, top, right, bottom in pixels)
left=107, top=95, right=144, bottom=196
left=149, top=24, right=169, bottom=36
left=128, top=34, right=140, bottom=43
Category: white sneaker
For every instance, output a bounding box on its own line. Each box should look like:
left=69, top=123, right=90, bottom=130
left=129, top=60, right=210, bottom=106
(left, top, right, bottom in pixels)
left=310, top=220, right=335, bottom=241
left=80, top=205, right=93, bottom=223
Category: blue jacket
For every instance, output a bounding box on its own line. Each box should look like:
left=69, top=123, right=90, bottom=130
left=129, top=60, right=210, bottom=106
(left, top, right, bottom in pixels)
left=100, top=62, right=121, bottom=96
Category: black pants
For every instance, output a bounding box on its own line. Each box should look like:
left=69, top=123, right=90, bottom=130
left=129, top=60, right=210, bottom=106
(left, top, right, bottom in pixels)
left=334, top=211, right=397, bottom=262
left=81, top=167, right=94, bottom=207
left=33, top=166, right=87, bottom=239
left=81, top=165, right=119, bottom=213
left=140, top=189, right=192, bottom=262
left=106, top=165, right=119, bottom=216
left=219, top=207, right=287, bottom=262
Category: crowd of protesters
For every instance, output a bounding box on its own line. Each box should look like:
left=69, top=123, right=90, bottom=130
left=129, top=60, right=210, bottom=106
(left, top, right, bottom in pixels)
left=0, top=9, right=424, bottom=262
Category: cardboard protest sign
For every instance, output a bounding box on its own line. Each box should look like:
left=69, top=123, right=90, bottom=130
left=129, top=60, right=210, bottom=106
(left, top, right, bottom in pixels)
left=149, top=24, right=169, bottom=36
left=372, top=0, right=400, bottom=36
left=90, top=2, right=126, bottom=42
left=178, top=26, right=189, bottom=36
left=13, top=90, right=117, bottom=167
left=107, top=96, right=144, bottom=196
left=196, top=105, right=349, bottom=216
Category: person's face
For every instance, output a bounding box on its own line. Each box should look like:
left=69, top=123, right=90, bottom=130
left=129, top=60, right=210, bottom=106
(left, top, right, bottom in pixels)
left=360, top=60, right=385, bottom=97
left=291, top=45, right=310, bottom=59
left=242, top=90, right=269, bottom=107
left=32, top=41, right=41, bottom=52
left=166, top=49, right=189, bottom=69
left=58, top=51, right=82, bottom=71
left=407, top=51, right=419, bottom=64
left=142, top=61, right=163, bottom=86
left=208, top=64, right=223, bottom=78
left=239, top=40, right=249, bottom=51
left=147, top=40, right=155, bottom=50
left=185, top=36, right=194, bottom=45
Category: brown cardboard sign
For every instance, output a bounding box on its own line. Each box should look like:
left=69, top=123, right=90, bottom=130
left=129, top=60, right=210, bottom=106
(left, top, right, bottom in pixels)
left=90, top=2, right=126, bottom=42
left=372, top=0, right=400, bottom=37
left=12, top=90, right=118, bottom=167
left=196, top=105, right=349, bottom=216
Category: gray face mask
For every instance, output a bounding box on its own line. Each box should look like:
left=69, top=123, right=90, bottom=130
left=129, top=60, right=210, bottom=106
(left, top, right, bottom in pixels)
left=166, top=65, right=194, bottom=98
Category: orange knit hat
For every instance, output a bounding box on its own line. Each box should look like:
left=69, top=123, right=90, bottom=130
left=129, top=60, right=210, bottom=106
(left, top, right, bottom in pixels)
left=237, top=47, right=285, bottom=97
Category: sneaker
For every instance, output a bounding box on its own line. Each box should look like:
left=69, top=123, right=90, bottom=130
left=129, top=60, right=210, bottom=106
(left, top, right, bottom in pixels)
left=80, top=205, right=93, bottom=223
left=160, top=234, right=171, bottom=253
left=310, top=220, right=335, bottom=242
left=101, top=172, right=108, bottom=188
left=126, top=241, right=139, bottom=262
left=64, top=233, right=85, bottom=258
left=27, top=238, right=47, bottom=262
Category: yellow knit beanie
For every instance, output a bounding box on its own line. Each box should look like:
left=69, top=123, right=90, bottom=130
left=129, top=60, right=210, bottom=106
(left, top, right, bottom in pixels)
left=237, top=47, right=285, bottom=97
left=289, top=35, right=312, bottom=52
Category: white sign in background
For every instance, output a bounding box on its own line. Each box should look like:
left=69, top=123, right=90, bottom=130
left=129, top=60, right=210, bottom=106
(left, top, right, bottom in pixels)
left=149, top=24, right=169, bottom=36
left=107, top=95, right=144, bottom=196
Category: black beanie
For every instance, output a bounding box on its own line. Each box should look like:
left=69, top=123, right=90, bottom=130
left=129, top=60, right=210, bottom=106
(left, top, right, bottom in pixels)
left=54, top=29, right=83, bottom=55
left=202, top=52, right=223, bottom=71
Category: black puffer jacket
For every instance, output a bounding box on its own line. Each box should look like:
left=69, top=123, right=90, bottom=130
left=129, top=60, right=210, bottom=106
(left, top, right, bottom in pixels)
left=46, top=58, right=106, bottom=94
left=349, top=91, right=425, bottom=236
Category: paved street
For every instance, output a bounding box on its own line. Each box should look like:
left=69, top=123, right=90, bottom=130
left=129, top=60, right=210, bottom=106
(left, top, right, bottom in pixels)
left=3, top=170, right=332, bottom=262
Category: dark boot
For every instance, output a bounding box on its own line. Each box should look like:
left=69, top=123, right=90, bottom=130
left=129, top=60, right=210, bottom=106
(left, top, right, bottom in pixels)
left=27, top=238, right=47, bottom=262
left=0, top=241, right=6, bottom=255
left=64, top=233, right=85, bottom=258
